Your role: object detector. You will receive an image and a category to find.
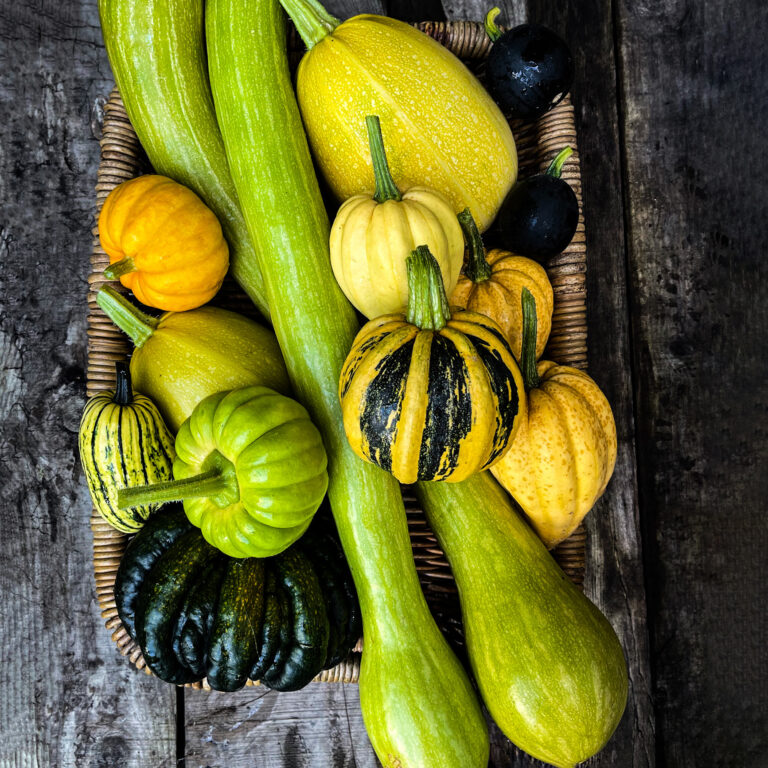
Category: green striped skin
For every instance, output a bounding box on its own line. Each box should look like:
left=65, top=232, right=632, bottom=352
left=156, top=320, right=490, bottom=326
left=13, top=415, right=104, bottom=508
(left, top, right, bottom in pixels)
left=207, top=1, right=489, bottom=764
left=339, top=309, right=526, bottom=484
left=79, top=387, right=175, bottom=533
left=98, top=0, right=269, bottom=319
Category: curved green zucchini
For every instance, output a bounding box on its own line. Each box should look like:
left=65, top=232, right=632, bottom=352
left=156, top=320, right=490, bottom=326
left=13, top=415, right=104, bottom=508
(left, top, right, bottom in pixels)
left=206, top=2, right=488, bottom=764
left=416, top=473, right=629, bottom=768
left=98, top=0, right=269, bottom=319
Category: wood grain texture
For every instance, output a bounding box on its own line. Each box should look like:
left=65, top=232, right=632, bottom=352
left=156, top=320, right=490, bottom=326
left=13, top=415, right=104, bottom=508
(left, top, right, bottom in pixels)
left=0, top=1, right=177, bottom=766
left=615, top=0, right=768, bottom=765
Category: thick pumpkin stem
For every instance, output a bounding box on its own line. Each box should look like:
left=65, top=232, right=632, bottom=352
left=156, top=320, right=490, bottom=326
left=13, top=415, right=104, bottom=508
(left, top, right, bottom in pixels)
left=458, top=208, right=493, bottom=283
left=97, top=286, right=159, bottom=348
left=278, top=0, right=340, bottom=49
left=406, top=246, right=451, bottom=331
left=520, top=288, right=541, bottom=391
left=104, top=256, right=137, bottom=280
left=546, top=146, right=573, bottom=179
left=113, top=361, right=133, bottom=406
left=117, top=468, right=230, bottom=509
left=366, top=116, right=402, bottom=204
left=484, top=8, right=503, bottom=43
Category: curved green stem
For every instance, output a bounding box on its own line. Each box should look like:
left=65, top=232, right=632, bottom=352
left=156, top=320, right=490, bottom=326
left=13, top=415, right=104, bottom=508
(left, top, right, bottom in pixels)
left=113, top=361, right=133, bottom=406
left=278, top=0, right=340, bottom=49
left=366, top=116, right=401, bottom=203
left=520, top=288, right=540, bottom=391
left=406, top=246, right=451, bottom=331
left=546, top=146, right=573, bottom=179
left=97, top=285, right=159, bottom=348
left=458, top=208, right=492, bottom=283
left=117, top=469, right=229, bottom=509
left=484, top=7, right=503, bottom=43
left=104, top=256, right=137, bottom=280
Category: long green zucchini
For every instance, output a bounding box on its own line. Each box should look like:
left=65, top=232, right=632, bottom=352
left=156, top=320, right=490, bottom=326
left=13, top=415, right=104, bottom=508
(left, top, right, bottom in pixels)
left=206, top=2, right=488, bottom=766
left=416, top=473, right=628, bottom=768
left=98, top=0, right=269, bottom=319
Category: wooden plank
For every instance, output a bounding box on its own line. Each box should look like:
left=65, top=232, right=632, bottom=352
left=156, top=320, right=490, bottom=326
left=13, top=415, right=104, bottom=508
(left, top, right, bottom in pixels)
left=441, top=1, right=526, bottom=26
left=0, top=1, right=178, bottom=766
left=615, top=0, right=768, bottom=765
left=184, top=685, right=378, bottom=768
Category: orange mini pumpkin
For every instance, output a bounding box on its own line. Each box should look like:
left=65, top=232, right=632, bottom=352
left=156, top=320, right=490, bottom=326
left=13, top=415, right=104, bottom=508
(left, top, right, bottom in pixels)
left=99, top=175, right=229, bottom=311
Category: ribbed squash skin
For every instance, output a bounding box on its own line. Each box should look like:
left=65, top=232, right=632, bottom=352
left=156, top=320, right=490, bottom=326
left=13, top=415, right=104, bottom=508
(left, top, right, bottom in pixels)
left=98, top=0, right=268, bottom=318
left=339, top=310, right=525, bottom=483
left=451, top=250, right=554, bottom=360
left=416, top=473, right=628, bottom=768
left=207, top=2, right=489, bottom=765
left=79, top=384, right=175, bottom=532
left=491, top=360, right=618, bottom=547
left=295, top=15, right=517, bottom=231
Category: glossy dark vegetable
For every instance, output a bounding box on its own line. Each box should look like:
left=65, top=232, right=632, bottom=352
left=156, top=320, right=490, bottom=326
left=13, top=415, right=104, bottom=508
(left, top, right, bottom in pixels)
left=496, top=147, right=579, bottom=260
left=484, top=10, right=574, bottom=121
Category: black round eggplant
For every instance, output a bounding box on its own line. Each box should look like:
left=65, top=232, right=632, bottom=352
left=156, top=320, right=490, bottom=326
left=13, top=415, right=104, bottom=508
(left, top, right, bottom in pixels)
left=496, top=147, right=579, bottom=260
left=484, top=10, right=574, bottom=121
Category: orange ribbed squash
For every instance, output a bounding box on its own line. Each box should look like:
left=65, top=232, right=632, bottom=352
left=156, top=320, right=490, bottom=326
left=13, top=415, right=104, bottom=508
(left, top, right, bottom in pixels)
left=99, top=175, right=229, bottom=311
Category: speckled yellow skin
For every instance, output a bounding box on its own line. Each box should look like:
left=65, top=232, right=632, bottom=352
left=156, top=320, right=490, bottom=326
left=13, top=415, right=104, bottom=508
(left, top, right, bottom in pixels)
left=451, top=250, right=554, bottom=361
left=492, top=360, right=617, bottom=548
left=99, top=175, right=229, bottom=311
left=296, top=15, right=518, bottom=232
left=330, top=187, right=464, bottom=319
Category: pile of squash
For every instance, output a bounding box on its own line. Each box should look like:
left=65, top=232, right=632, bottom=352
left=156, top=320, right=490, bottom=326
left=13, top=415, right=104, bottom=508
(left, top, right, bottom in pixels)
left=83, top=0, right=630, bottom=766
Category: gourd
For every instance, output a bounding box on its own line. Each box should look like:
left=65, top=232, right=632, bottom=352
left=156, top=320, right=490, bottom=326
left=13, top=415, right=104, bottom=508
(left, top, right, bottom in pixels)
left=206, top=1, right=489, bottom=765
left=118, top=387, right=329, bottom=559
left=330, top=116, right=463, bottom=319
left=416, top=472, right=628, bottom=768
left=339, top=246, right=525, bottom=484
left=450, top=208, right=553, bottom=360
left=79, top=361, right=175, bottom=532
left=99, top=175, right=229, bottom=312
left=281, top=0, right=517, bottom=232
left=98, top=0, right=269, bottom=318
left=491, top=289, right=617, bottom=547
left=96, top=286, right=290, bottom=432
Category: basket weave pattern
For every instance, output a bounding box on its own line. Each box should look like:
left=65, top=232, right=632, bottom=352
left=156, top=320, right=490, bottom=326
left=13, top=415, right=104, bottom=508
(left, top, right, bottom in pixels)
left=88, top=21, right=588, bottom=688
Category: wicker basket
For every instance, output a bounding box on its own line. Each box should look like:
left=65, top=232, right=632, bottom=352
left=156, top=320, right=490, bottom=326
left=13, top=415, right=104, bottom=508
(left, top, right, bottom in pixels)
left=88, top=21, right=588, bottom=689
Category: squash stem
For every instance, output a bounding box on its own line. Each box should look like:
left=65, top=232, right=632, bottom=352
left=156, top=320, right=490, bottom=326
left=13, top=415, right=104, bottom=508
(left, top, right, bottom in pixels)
left=546, top=146, right=573, bottom=179
left=113, top=361, right=133, bottom=406
left=97, top=286, right=159, bottom=348
left=406, top=246, right=451, bottom=331
left=366, top=116, right=402, bottom=203
left=104, top=256, right=137, bottom=280
left=484, top=8, right=503, bottom=43
left=520, top=288, right=541, bottom=390
left=278, top=0, right=340, bottom=49
left=458, top=208, right=492, bottom=283
left=117, top=469, right=228, bottom=509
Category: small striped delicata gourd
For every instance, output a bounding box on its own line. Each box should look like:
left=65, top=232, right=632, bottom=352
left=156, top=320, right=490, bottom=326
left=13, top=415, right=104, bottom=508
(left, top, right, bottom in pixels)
left=491, top=289, right=617, bottom=547
left=79, top=361, right=175, bottom=532
left=339, top=245, right=525, bottom=484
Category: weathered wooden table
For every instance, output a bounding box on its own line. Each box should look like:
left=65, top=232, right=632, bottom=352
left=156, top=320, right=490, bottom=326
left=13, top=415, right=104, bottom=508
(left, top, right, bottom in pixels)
left=2, top=0, right=766, bottom=766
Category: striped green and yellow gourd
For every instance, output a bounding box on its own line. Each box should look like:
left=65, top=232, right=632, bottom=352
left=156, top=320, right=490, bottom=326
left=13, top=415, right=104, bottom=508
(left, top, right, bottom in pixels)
left=339, top=246, right=526, bottom=484
left=79, top=361, right=175, bottom=532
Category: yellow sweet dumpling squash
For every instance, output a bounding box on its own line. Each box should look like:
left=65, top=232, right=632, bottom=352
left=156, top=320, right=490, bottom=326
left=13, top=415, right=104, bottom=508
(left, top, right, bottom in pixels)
left=330, top=116, right=463, bottom=319
left=450, top=208, right=553, bottom=361
left=491, top=288, right=617, bottom=547
left=99, top=174, right=229, bottom=311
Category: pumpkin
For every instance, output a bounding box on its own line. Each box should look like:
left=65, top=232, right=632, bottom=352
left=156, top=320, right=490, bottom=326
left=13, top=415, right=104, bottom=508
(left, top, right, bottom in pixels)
left=118, top=386, right=329, bottom=558
left=339, top=246, right=525, bottom=484
left=330, top=116, right=464, bottom=319
left=79, top=361, right=175, bottom=532
left=285, top=4, right=517, bottom=232
left=99, top=174, right=229, bottom=311
left=491, top=289, right=617, bottom=547
left=450, top=208, right=553, bottom=360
